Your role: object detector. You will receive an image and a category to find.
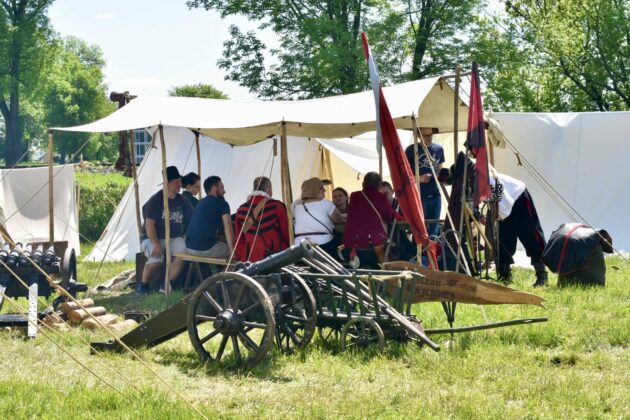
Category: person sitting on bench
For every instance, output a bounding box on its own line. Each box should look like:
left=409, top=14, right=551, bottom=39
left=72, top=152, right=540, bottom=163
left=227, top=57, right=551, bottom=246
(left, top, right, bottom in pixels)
left=343, top=172, right=403, bottom=268
left=234, top=176, right=290, bottom=262
left=185, top=176, right=234, bottom=260
left=137, top=166, right=193, bottom=295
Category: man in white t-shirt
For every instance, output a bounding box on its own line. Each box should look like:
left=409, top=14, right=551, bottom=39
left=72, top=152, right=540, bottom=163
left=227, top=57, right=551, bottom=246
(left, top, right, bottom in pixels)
left=489, top=166, right=548, bottom=287
left=292, top=177, right=346, bottom=258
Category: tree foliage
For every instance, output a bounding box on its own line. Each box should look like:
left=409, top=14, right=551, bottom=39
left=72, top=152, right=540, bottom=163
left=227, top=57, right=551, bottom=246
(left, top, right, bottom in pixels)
left=168, top=83, right=228, bottom=99
left=0, top=0, right=55, bottom=165
left=475, top=0, right=629, bottom=111
left=43, top=37, right=116, bottom=163
left=188, top=0, right=480, bottom=98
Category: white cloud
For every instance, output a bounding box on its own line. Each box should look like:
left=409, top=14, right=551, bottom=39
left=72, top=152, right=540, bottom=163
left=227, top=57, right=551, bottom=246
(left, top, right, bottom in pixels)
left=96, top=12, right=116, bottom=19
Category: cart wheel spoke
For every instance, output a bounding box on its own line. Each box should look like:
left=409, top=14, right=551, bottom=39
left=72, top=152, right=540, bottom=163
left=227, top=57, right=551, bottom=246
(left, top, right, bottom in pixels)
left=195, top=314, right=216, bottom=322
left=203, top=291, right=222, bottom=312
left=238, top=331, right=260, bottom=353
left=284, top=314, right=308, bottom=323
left=243, top=321, right=267, bottom=329
left=240, top=301, right=261, bottom=316
left=231, top=336, right=242, bottom=364
left=216, top=334, right=229, bottom=362
left=220, top=280, right=231, bottom=308
left=232, top=283, right=246, bottom=308
left=200, top=329, right=220, bottom=344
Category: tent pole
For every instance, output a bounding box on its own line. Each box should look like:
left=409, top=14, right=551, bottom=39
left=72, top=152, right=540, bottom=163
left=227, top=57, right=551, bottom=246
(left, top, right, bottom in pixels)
left=195, top=132, right=202, bottom=199
left=488, top=140, right=495, bottom=166
left=412, top=114, right=421, bottom=192
left=128, top=130, right=142, bottom=246
left=453, top=66, right=460, bottom=162
left=378, top=147, right=383, bottom=177
left=322, top=147, right=334, bottom=199
left=48, top=130, right=54, bottom=246
left=158, top=125, right=171, bottom=295
left=280, top=121, right=294, bottom=244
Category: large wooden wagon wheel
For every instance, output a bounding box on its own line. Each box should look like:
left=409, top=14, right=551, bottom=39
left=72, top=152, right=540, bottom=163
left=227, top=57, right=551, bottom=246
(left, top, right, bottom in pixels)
left=340, top=316, right=385, bottom=352
left=60, top=248, right=77, bottom=292
left=187, top=272, right=276, bottom=368
left=275, top=271, right=317, bottom=354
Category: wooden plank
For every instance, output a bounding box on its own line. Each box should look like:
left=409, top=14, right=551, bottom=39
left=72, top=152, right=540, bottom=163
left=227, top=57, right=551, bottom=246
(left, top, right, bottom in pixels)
left=381, top=261, right=546, bottom=307
left=172, top=252, right=231, bottom=266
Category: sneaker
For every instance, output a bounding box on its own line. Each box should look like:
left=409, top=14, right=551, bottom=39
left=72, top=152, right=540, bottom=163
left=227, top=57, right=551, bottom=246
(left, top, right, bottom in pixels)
left=135, top=283, right=149, bottom=295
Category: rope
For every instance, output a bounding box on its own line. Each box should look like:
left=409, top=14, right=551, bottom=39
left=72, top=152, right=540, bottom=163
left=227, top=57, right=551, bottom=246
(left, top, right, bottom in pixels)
left=0, top=288, right=129, bottom=399
left=14, top=247, right=209, bottom=418
left=0, top=259, right=146, bottom=395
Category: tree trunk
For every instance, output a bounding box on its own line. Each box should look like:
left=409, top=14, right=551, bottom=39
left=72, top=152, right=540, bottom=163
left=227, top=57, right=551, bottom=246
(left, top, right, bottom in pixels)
left=411, top=1, right=433, bottom=80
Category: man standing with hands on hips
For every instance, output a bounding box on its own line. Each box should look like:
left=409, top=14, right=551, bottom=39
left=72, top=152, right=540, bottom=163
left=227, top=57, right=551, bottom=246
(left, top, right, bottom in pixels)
left=405, top=127, right=445, bottom=238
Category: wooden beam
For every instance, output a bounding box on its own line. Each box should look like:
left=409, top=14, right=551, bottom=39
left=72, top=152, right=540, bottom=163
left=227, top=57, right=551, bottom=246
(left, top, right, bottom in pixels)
left=195, top=132, right=202, bottom=199
left=158, top=125, right=171, bottom=295
left=280, top=122, right=294, bottom=244
left=411, top=115, right=421, bottom=193
left=128, top=130, right=142, bottom=245
left=48, top=131, right=54, bottom=246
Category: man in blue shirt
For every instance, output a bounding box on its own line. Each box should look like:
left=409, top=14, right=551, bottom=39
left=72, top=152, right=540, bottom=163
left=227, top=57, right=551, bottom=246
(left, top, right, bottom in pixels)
left=405, top=127, right=445, bottom=238
left=186, top=176, right=234, bottom=258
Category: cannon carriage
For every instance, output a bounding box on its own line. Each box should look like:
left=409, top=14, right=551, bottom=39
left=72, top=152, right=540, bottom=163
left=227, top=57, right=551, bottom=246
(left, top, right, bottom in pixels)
left=93, top=241, right=546, bottom=368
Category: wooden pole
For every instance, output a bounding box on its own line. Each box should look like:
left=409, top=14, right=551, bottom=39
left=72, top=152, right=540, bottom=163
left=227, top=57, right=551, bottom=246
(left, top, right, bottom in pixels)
left=322, top=147, right=334, bottom=200
left=453, top=66, right=461, bottom=162
left=158, top=125, right=171, bottom=295
left=378, top=146, right=383, bottom=178
left=195, top=132, right=202, bottom=199
left=48, top=131, right=54, bottom=246
left=280, top=122, right=294, bottom=244
left=411, top=114, right=421, bottom=193
left=488, top=140, right=495, bottom=166
left=128, top=130, right=142, bottom=245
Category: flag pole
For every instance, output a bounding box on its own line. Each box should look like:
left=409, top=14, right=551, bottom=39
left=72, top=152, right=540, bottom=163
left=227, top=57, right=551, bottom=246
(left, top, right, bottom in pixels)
left=453, top=67, right=461, bottom=162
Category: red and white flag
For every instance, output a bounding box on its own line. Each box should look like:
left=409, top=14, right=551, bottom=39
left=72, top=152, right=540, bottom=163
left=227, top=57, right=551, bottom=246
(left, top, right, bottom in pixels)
left=360, top=32, right=437, bottom=269
left=467, top=62, right=492, bottom=207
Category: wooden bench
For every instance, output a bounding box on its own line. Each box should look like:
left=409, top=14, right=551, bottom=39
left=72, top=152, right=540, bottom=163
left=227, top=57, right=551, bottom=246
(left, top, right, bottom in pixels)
left=173, top=253, right=235, bottom=289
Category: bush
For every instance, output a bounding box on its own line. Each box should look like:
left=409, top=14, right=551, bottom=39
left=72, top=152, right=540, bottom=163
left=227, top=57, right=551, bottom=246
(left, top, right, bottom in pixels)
left=77, top=167, right=130, bottom=242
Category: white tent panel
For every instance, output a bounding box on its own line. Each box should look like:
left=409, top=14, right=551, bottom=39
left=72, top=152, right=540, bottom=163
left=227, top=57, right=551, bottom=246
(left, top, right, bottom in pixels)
left=86, top=127, right=322, bottom=262
left=490, top=112, right=630, bottom=252
left=54, top=78, right=471, bottom=145
left=0, top=165, right=80, bottom=254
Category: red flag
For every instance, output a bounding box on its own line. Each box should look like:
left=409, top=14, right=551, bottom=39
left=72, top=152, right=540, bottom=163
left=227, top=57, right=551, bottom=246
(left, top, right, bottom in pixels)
left=360, top=33, right=437, bottom=269
left=467, top=62, right=492, bottom=207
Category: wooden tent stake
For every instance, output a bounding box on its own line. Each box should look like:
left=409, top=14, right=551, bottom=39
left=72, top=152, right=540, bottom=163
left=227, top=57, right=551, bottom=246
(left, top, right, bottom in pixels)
left=158, top=125, right=171, bottom=295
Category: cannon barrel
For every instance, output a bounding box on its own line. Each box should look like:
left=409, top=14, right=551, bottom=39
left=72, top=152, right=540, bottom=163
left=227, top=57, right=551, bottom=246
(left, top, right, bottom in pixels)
left=0, top=243, right=10, bottom=263
left=18, top=244, right=32, bottom=267
left=7, top=243, right=22, bottom=267
left=31, top=245, right=44, bottom=266
left=239, top=241, right=314, bottom=277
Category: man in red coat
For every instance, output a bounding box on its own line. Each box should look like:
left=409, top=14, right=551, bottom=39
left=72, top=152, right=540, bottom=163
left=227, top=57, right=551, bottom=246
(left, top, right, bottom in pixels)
left=234, top=176, right=290, bottom=262
left=343, top=172, right=403, bottom=267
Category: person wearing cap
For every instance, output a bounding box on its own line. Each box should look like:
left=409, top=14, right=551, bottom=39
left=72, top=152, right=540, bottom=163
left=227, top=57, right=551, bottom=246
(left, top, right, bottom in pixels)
left=137, top=166, right=193, bottom=295
left=292, top=177, right=346, bottom=257
left=185, top=176, right=234, bottom=260
left=181, top=172, right=201, bottom=208
left=343, top=172, right=403, bottom=268
left=233, top=176, right=289, bottom=262
left=405, top=127, right=445, bottom=238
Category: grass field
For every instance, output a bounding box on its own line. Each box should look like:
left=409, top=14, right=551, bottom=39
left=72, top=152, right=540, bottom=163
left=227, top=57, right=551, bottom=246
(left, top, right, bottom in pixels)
left=0, top=253, right=628, bottom=419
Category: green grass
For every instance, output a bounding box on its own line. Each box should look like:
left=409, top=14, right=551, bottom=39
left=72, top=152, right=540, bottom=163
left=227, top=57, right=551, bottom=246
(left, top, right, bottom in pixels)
left=0, top=257, right=628, bottom=419
left=75, top=170, right=132, bottom=189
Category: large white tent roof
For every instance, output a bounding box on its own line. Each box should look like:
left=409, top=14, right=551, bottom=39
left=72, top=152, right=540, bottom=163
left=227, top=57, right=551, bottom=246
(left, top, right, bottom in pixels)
left=53, top=77, right=470, bottom=145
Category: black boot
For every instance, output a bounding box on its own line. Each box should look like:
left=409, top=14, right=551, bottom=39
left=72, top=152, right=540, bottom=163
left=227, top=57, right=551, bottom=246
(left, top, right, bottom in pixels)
left=533, top=270, right=548, bottom=287
left=496, top=263, right=512, bottom=284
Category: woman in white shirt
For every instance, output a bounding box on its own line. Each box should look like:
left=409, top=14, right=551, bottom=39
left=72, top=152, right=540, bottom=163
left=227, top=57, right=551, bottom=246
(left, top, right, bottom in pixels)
left=292, top=177, right=346, bottom=257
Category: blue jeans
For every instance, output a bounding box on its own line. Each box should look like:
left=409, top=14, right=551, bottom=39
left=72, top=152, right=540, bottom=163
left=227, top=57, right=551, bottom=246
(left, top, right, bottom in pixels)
left=421, top=194, right=441, bottom=238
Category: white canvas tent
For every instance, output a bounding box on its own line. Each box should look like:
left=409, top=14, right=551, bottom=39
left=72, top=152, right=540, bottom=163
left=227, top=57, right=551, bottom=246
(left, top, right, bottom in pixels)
left=0, top=165, right=80, bottom=253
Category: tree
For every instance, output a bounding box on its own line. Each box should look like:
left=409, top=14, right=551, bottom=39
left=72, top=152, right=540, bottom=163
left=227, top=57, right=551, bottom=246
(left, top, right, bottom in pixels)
left=0, top=0, right=55, bottom=165
left=168, top=83, right=228, bottom=99
left=188, top=0, right=407, bottom=98
left=473, top=0, right=629, bottom=112
left=43, top=37, right=115, bottom=163
left=406, top=0, right=483, bottom=80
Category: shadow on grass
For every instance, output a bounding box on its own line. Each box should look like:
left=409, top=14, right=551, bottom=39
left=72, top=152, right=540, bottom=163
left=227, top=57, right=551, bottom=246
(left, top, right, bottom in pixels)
left=91, top=291, right=186, bottom=316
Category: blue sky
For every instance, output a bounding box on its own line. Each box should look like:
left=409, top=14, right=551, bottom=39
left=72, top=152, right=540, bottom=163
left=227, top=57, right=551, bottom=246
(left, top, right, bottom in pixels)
left=48, top=0, right=275, bottom=100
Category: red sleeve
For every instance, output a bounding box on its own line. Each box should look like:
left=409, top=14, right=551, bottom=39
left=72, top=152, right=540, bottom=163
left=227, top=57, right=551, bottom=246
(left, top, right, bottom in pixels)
left=234, top=204, right=244, bottom=241
left=275, top=201, right=290, bottom=247
left=378, top=191, right=399, bottom=222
